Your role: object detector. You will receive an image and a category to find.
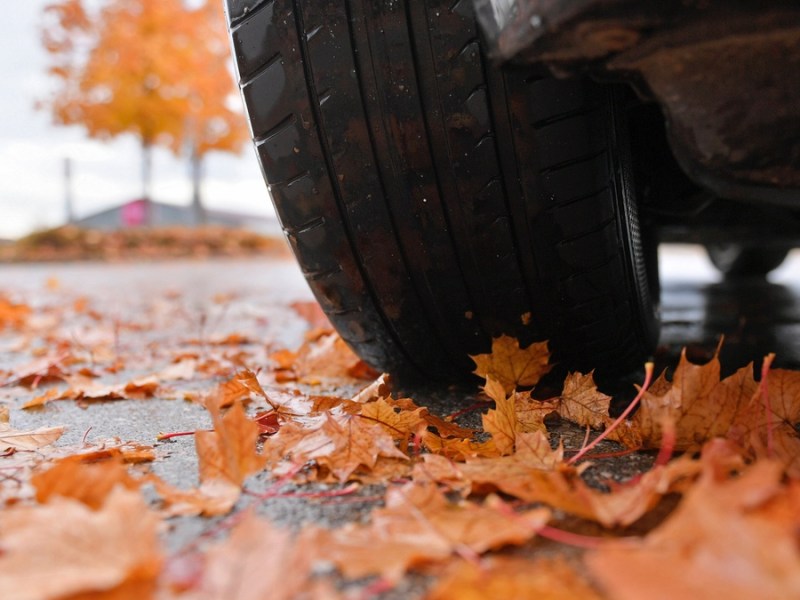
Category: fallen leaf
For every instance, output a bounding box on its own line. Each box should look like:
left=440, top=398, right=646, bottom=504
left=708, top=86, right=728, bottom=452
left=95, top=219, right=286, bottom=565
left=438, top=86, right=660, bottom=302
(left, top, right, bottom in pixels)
left=351, top=373, right=392, bottom=403
left=290, top=300, right=333, bottom=330
left=427, top=555, right=603, bottom=600
left=0, top=423, right=64, bottom=452
left=587, top=459, right=800, bottom=600
left=150, top=476, right=241, bottom=518
left=359, top=398, right=427, bottom=443
left=461, top=432, right=700, bottom=527
left=156, top=358, right=197, bottom=381
left=31, top=454, right=139, bottom=509
left=294, top=333, right=371, bottom=381
left=470, top=334, right=551, bottom=393
left=514, top=391, right=559, bottom=434
left=179, top=511, right=319, bottom=600
left=315, top=482, right=550, bottom=582
left=253, top=410, right=281, bottom=435
left=0, top=487, right=162, bottom=600
left=0, top=295, right=31, bottom=329
left=7, top=352, right=70, bottom=388
left=481, top=376, right=517, bottom=455
left=196, top=397, right=266, bottom=487
left=22, top=375, right=160, bottom=408
left=266, top=413, right=408, bottom=481
left=411, top=454, right=470, bottom=493
left=559, top=371, right=612, bottom=430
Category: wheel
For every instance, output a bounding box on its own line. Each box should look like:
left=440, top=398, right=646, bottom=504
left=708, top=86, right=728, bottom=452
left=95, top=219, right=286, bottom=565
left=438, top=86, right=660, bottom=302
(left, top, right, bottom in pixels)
left=706, top=244, right=790, bottom=278
left=225, top=0, right=659, bottom=380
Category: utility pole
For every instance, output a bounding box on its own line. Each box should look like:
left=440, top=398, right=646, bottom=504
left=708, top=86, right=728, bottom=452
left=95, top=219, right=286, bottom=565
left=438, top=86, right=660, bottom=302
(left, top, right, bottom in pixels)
left=64, top=157, right=75, bottom=224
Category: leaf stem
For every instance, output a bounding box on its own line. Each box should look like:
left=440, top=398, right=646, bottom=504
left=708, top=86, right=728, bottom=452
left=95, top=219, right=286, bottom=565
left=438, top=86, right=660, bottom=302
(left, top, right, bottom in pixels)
left=568, top=362, right=654, bottom=465
left=760, top=353, right=776, bottom=458
left=156, top=429, right=210, bottom=441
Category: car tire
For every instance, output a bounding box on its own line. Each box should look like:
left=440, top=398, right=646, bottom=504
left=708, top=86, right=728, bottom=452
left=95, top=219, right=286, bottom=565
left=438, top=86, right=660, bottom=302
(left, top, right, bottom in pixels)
left=225, top=0, right=659, bottom=380
left=706, top=243, right=790, bottom=278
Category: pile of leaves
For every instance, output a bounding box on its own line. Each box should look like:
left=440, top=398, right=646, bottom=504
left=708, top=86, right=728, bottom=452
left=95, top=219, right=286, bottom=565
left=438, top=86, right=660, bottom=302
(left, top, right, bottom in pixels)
left=1, top=281, right=800, bottom=599
left=0, top=225, right=289, bottom=262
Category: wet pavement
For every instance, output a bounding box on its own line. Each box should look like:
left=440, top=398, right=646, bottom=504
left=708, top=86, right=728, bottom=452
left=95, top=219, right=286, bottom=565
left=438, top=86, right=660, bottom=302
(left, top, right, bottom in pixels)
left=659, top=245, right=800, bottom=373
left=2, top=246, right=800, bottom=596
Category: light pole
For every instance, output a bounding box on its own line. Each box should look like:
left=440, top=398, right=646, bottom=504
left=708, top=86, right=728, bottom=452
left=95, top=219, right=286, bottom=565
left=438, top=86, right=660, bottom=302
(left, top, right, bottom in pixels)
left=64, top=157, right=75, bottom=224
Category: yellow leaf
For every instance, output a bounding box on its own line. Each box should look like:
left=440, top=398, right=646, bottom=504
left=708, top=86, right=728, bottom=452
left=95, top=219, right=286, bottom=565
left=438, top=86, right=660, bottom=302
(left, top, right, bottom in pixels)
left=470, top=335, right=551, bottom=393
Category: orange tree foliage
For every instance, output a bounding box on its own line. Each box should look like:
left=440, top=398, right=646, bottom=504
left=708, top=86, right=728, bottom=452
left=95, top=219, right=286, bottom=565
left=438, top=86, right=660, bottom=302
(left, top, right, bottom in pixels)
left=40, top=0, right=246, bottom=195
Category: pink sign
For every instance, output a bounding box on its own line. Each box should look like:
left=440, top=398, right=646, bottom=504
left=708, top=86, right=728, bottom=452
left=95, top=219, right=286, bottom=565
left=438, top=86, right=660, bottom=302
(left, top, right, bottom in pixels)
left=121, top=199, right=148, bottom=227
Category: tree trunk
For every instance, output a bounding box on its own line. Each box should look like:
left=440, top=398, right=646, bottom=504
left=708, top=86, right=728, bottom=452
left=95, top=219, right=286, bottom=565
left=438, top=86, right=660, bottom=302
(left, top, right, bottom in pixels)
left=141, top=142, right=152, bottom=200
left=190, top=147, right=206, bottom=226
left=141, top=141, right=152, bottom=226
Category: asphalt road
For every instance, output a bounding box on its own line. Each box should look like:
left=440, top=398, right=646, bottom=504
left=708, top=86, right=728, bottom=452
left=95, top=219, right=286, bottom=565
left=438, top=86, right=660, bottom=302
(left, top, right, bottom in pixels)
left=2, top=245, right=800, bottom=595
left=659, top=245, right=800, bottom=372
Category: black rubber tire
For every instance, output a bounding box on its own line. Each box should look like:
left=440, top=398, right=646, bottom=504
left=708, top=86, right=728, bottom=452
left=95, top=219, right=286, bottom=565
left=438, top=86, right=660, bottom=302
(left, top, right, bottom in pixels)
left=706, top=244, right=790, bottom=278
left=225, top=0, right=659, bottom=380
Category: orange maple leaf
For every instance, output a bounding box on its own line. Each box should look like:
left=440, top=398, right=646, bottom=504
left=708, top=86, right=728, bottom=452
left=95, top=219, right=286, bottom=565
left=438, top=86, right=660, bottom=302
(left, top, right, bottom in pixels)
left=559, top=371, right=612, bottom=430
left=0, top=423, right=64, bottom=452
left=181, top=511, right=317, bottom=600
left=587, top=458, right=800, bottom=599
left=0, top=296, right=30, bottom=330
left=264, top=413, right=408, bottom=481
left=429, top=555, right=603, bottom=600
left=471, top=335, right=552, bottom=393
left=31, top=454, right=139, bottom=510
left=461, top=431, right=701, bottom=527
left=195, top=396, right=266, bottom=487
left=359, top=398, right=427, bottom=443
left=481, top=376, right=518, bottom=455
left=0, top=487, right=162, bottom=599
left=313, top=482, right=550, bottom=582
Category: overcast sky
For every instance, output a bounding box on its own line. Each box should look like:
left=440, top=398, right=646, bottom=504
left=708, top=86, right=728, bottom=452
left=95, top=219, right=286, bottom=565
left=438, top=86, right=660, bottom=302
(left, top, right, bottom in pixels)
left=0, top=2, right=272, bottom=240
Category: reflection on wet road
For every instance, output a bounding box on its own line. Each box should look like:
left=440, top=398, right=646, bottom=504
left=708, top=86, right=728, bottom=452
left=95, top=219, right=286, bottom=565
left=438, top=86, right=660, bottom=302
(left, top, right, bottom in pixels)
left=1, top=246, right=798, bottom=376
left=659, top=244, right=800, bottom=374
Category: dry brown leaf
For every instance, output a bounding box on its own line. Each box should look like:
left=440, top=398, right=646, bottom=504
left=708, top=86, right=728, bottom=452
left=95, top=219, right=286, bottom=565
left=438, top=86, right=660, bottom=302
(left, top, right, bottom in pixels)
left=631, top=350, right=722, bottom=448
left=178, top=511, right=316, bottom=600
left=150, top=476, right=241, bottom=518
left=0, top=487, right=162, bottom=600
left=315, top=482, right=550, bottom=582
left=23, top=375, right=159, bottom=408
left=32, top=455, right=138, bottom=509
left=420, top=430, right=499, bottom=460
left=470, top=335, right=551, bottom=393
left=739, top=368, right=800, bottom=474
left=8, top=353, right=70, bottom=388
left=385, top=395, right=475, bottom=439
left=196, top=398, right=266, bottom=487
left=481, top=376, right=517, bottom=455
left=351, top=373, right=392, bottom=403
left=514, top=391, right=559, bottom=434
left=427, top=556, right=602, bottom=600
left=0, top=423, right=65, bottom=452
left=411, top=454, right=470, bottom=493
left=461, top=432, right=701, bottom=527
left=359, top=398, right=427, bottom=442
left=587, top=459, right=800, bottom=600
left=319, top=414, right=407, bottom=481
left=0, top=295, right=31, bottom=329
left=216, top=369, right=270, bottom=409
left=559, top=371, right=612, bottom=430
left=156, top=358, right=197, bottom=381
left=290, top=300, right=333, bottom=330
left=294, top=333, right=373, bottom=381
left=606, top=352, right=761, bottom=450
left=421, top=411, right=476, bottom=439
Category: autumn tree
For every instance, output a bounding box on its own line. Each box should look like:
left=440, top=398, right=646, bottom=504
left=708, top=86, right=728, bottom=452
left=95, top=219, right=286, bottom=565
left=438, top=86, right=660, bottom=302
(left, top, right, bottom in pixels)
left=40, top=0, right=246, bottom=223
